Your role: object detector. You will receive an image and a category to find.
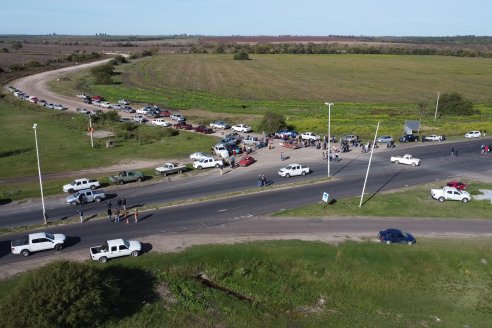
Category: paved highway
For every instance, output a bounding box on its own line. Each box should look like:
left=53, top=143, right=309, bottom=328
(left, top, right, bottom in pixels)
left=1, top=138, right=489, bottom=227
left=1, top=138, right=491, bottom=267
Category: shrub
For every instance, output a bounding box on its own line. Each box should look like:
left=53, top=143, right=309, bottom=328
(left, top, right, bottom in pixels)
left=438, top=92, right=478, bottom=117
left=233, top=51, right=250, bottom=60
left=257, top=111, right=287, bottom=134
left=0, top=261, right=119, bottom=328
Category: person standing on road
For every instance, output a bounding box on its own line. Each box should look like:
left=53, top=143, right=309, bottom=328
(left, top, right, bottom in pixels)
left=114, top=209, right=120, bottom=223
left=79, top=209, right=84, bottom=223
left=258, top=175, right=263, bottom=187
left=117, top=197, right=122, bottom=210
left=122, top=198, right=126, bottom=211
left=107, top=201, right=112, bottom=221
left=451, top=147, right=455, bottom=156
left=261, top=175, right=267, bottom=186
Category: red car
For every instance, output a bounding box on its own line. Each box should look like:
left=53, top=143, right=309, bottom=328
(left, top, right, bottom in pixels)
left=160, top=110, right=171, bottom=117
left=446, top=181, right=467, bottom=190
left=91, top=95, right=104, bottom=101
left=194, top=125, right=214, bottom=134
left=238, top=155, right=255, bottom=167
left=173, top=122, right=193, bottom=130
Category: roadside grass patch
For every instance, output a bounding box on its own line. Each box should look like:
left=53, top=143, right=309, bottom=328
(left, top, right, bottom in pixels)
left=274, top=182, right=492, bottom=219
left=1, top=239, right=490, bottom=327
left=0, top=99, right=217, bottom=181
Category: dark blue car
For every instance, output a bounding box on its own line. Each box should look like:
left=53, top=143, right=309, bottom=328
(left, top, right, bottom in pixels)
left=378, top=229, right=416, bottom=245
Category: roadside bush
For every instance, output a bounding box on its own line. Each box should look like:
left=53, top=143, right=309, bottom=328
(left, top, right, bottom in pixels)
left=257, top=111, right=287, bottom=134
left=113, top=55, right=128, bottom=64
left=0, top=261, right=119, bottom=328
left=91, top=63, right=115, bottom=85
left=438, top=92, right=478, bottom=117
left=8, top=64, right=24, bottom=71
left=0, top=261, right=159, bottom=328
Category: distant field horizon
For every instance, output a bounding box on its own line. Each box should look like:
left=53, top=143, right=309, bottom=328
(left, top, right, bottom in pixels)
left=115, top=54, right=492, bottom=104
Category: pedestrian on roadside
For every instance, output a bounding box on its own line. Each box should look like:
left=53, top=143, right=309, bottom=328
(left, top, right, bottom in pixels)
left=122, top=198, right=126, bottom=211
left=281, top=151, right=285, bottom=161
left=220, top=164, right=224, bottom=175
left=134, top=209, right=139, bottom=223
left=79, top=209, right=84, bottom=223
left=107, top=207, right=113, bottom=222
left=455, top=149, right=459, bottom=157
left=261, top=175, right=267, bottom=186
left=114, top=209, right=120, bottom=223
left=322, top=152, right=326, bottom=161
left=258, top=175, right=263, bottom=187
left=451, top=147, right=455, bottom=156
left=484, top=130, right=487, bottom=136
left=107, top=201, right=112, bottom=221
left=117, top=197, right=122, bottom=210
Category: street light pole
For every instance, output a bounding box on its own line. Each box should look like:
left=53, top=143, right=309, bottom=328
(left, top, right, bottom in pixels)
left=33, top=124, right=47, bottom=224
left=325, top=102, right=334, bottom=178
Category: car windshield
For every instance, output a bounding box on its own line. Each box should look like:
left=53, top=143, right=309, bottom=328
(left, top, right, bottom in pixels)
left=124, top=240, right=130, bottom=248
left=45, top=233, right=54, bottom=240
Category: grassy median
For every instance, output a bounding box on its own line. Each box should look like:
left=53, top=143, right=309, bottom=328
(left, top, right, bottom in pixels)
left=274, top=182, right=492, bottom=219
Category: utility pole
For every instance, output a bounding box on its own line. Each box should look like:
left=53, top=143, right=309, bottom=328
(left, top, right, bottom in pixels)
left=325, top=102, right=334, bottom=178
left=434, top=92, right=440, bottom=122
left=359, top=122, right=380, bottom=207
left=89, top=117, right=94, bottom=148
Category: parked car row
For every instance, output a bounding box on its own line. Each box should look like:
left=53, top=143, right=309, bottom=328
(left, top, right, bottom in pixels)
left=8, top=86, right=68, bottom=111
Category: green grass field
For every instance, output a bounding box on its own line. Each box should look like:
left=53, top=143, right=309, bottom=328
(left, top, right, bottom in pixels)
left=275, top=182, right=492, bottom=219
left=49, top=54, right=492, bottom=139
left=1, top=240, right=491, bottom=327
left=0, top=99, right=217, bottom=181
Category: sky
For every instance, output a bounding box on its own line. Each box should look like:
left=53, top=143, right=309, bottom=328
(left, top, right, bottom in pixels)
left=0, top=0, right=490, bottom=36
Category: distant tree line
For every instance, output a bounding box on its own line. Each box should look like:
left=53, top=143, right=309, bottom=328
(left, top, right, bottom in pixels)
left=190, top=42, right=492, bottom=58
left=2, top=51, right=101, bottom=73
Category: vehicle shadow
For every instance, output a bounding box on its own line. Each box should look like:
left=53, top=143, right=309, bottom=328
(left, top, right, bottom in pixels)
left=361, top=169, right=403, bottom=206
left=0, top=198, right=12, bottom=206
left=0, top=239, right=12, bottom=259
left=64, top=236, right=81, bottom=249
left=140, top=242, right=153, bottom=254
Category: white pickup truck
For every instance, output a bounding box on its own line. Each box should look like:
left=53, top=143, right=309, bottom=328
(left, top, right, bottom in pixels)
left=300, top=132, right=320, bottom=141
left=193, top=158, right=223, bottom=170
left=390, top=154, right=421, bottom=166
left=66, top=189, right=106, bottom=205
left=155, top=162, right=187, bottom=176
left=431, top=186, right=471, bottom=203
left=11, top=232, right=66, bottom=257
left=90, top=239, right=142, bottom=263
left=63, top=178, right=100, bottom=193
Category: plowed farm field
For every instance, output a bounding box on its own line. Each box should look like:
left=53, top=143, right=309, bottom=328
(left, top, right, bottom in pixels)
left=117, top=54, right=492, bottom=103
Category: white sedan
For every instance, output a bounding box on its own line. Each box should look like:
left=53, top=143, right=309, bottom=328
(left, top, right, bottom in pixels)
left=377, top=135, right=393, bottom=143
left=231, top=124, right=252, bottom=133
left=190, top=152, right=212, bottom=161
left=424, top=134, right=444, bottom=141
left=152, top=119, right=172, bottom=127
left=465, top=131, right=481, bottom=138
left=278, top=163, right=310, bottom=178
